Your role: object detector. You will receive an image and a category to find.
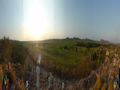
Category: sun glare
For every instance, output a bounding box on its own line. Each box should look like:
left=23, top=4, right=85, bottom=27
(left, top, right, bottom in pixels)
left=23, top=0, right=54, bottom=40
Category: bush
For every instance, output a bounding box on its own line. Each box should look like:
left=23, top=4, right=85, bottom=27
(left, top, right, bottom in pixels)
left=12, top=45, right=27, bottom=64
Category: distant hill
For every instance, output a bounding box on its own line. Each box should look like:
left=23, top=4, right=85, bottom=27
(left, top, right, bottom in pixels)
left=0, top=38, right=112, bottom=79
left=100, top=39, right=111, bottom=44
left=23, top=38, right=107, bottom=79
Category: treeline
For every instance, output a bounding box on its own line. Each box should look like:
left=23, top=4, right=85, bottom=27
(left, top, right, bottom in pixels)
left=76, top=41, right=101, bottom=48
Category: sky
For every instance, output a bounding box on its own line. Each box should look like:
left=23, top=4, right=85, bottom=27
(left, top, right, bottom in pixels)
left=0, top=0, right=120, bottom=42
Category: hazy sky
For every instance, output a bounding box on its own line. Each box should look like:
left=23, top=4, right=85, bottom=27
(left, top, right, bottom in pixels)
left=0, top=0, right=120, bottom=42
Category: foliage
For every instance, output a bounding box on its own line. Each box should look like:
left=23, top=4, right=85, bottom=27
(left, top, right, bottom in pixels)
left=0, top=37, right=27, bottom=65
left=76, top=41, right=101, bottom=48
left=0, top=37, right=106, bottom=79
left=12, top=44, right=27, bottom=64
left=15, top=80, right=25, bottom=90
left=26, top=39, right=105, bottom=79
left=7, top=69, right=16, bottom=84
left=0, top=37, right=12, bottom=63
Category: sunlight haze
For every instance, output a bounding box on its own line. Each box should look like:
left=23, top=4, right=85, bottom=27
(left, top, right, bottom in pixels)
left=23, top=0, right=55, bottom=40
left=0, top=0, right=120, bottom=42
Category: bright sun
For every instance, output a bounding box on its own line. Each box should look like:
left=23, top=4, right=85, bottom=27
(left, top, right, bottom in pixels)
left=23, top=0, right=53, bottom=40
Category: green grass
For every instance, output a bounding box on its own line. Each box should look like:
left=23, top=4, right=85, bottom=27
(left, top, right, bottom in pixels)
left=24, top=39, right=105, bottom=79
left=0, top=37, right=106, bottom=79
